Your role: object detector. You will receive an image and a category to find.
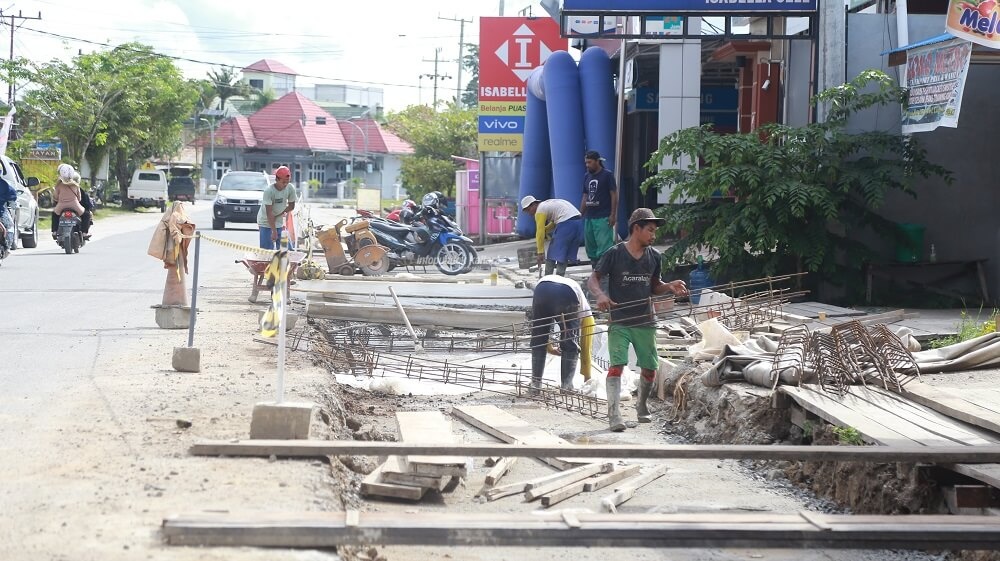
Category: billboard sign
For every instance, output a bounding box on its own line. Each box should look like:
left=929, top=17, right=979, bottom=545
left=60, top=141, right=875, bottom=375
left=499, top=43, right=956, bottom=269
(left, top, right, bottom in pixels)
left=946, top=0, right=1000, bottom=49
left=902, top=37, right=972, bottom=134
left=479, top=17, right=564, bottom=152
left=562, top=0, right=817, bottom=12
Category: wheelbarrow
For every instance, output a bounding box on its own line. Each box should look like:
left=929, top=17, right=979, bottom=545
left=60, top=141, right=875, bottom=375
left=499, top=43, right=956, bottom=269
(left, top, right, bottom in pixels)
left=237, top=250, right=307, bottom=303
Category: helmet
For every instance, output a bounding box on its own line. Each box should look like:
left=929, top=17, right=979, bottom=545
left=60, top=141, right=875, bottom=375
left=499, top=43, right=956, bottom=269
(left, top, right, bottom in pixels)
left=402, top=199, right=416, bottom=210
left=421, top=191, right=444, bottom=209
left=274, top=165, right=291, bottom=180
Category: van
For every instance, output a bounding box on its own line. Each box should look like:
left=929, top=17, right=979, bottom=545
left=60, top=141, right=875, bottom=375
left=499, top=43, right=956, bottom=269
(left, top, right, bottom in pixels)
left=127, top=169, right=167, bottom=212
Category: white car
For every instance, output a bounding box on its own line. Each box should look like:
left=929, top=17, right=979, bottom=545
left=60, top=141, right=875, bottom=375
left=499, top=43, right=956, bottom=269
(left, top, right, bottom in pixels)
left=0, top=155, right=39, bottom=248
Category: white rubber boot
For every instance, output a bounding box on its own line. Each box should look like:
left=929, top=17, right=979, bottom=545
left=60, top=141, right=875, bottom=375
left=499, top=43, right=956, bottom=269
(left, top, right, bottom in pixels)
left=606, top=376, right=626, bottom=432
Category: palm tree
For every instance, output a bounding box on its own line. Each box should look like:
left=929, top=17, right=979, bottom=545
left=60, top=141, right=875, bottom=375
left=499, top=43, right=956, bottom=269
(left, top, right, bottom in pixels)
left=206, top=66, right=248, bottom=112
left=247, top=88, right=277, bottom=113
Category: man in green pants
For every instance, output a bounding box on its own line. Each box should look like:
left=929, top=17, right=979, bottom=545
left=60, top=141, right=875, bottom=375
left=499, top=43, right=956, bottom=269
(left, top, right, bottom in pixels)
left=587, top=208, right=688, bottom=432
left=580, top=150, right=617, bottom=264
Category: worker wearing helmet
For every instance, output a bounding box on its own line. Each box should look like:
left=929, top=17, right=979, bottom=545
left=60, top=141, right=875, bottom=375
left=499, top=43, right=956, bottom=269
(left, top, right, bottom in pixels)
left=257, top=165, right=297, bottom=249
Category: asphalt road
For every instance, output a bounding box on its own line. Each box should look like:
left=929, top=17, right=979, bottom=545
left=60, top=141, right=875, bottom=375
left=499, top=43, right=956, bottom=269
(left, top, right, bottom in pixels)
left=0, top=203, right=274, bottom=417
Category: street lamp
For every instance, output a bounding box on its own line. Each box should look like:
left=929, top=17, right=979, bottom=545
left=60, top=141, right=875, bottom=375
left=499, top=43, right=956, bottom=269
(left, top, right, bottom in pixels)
left=343, top=118, right=369, bottom=190
left=199, top=109, right=224, bottom=185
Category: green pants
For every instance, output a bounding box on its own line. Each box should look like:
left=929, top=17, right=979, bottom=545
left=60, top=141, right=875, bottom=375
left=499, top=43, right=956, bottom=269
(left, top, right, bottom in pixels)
left=608, top=324, right=660, bottom=371
left=584, top=217, right=615, bottom=262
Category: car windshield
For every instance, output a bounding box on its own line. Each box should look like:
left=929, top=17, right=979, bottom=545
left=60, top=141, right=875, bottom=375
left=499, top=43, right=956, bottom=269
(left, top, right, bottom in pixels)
left=220, top=174, right=268, bottom=191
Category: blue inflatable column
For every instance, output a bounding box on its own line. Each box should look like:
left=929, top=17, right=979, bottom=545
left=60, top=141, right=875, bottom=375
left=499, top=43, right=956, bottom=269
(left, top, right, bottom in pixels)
left=517, top=67, right=553, bottom=238
left=578, top=46, right=628, bottom=238
left=542, top=51, right=585, bottom=204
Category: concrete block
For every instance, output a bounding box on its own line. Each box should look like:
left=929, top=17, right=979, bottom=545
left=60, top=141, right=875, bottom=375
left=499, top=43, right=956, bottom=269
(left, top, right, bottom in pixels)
left=250, top=401, right=316, bottom=440
left=153, top=305, right=190, bottom=329
left=256, top=310, right=300, bottom=330
left=172, top=347, right=201, bottom=373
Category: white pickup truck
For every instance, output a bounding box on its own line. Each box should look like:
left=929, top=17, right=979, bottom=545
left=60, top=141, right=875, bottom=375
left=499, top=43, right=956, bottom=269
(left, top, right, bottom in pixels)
left=127, top=168, right=167, bottom=212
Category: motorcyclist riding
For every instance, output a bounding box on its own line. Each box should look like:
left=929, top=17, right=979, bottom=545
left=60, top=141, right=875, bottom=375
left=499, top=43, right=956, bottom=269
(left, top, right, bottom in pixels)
left=0, top=175, right=17, bottom=251
left=51, top=164, right=92, bottom=240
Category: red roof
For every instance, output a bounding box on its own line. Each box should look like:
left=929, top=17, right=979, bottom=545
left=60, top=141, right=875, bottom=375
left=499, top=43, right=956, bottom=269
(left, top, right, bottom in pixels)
left=191, top=116, right=256, bottom=149
left=338, top=118, right=414, bottom=155
left=243, top=59, right=297, bottom=76
left=248, top=92, right=349, bottom=151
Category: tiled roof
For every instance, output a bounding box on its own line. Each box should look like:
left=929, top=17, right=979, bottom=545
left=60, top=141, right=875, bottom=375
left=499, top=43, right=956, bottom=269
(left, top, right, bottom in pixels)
left=248, top=92, right=348, bottom=152
left=338, top=118, right=414, bottom=156
left=243, top=59, right=297, bottom=76
left=191, top=116, right=256, bottom=149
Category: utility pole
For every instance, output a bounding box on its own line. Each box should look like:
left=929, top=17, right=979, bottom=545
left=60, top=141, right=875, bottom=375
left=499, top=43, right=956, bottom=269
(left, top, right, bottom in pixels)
left=421, top=48, right=452, bottom=108
left=438, top=15, right=472, bottom=107
left=1, top=10, right=42, bottom=106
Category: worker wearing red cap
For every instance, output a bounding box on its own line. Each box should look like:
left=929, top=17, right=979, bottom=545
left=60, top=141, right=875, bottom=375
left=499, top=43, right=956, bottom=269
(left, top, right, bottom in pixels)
left=257, top=165, right=297, bottom=249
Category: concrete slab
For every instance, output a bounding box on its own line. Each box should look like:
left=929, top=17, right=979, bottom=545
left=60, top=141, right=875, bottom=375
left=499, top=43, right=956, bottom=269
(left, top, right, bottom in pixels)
left=172, top=347, right=201, bottom=373
left=249, top=401, right=316, bottom=440
left=153, top=305, right=190, bottom=330
left=256, top=311, right=300, bottom=330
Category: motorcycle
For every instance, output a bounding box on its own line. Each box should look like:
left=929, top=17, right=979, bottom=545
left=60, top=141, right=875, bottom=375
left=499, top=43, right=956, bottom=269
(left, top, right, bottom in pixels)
left=56, top=210, right=86, bottom=254
left=347, top=206, right=476, bottom=276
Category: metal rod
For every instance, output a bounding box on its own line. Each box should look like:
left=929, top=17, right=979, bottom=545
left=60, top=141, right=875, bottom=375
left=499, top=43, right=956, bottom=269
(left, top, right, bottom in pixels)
left=186, top=232, right=201, bottom=348
left=388, top=285, right=419, bottom=347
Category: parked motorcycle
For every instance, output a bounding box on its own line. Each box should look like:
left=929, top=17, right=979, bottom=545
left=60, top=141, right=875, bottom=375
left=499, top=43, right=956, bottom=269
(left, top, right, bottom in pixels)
left=347, top=208, right=475, bottom=276
left=56, top=210, right=86, bottom=254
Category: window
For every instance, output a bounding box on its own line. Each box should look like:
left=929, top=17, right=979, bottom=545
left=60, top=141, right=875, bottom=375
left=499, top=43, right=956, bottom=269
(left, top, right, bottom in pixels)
left=248, top=79, right=264, bottom=90
left=213, top=159, right=231, bottom=182
left=315, top=116, right=327, bottom=125
left=308, top=163, right=326, bottom=185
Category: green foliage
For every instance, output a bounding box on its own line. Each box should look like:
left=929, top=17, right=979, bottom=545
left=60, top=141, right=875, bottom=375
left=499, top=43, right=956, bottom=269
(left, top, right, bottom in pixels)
left=461, top=43, right=479, bottom=110
left=205, top=66, right=248, bottom=111
left=247, top=88, right=277, bottom=113
left=832, top=426, right=864, bottom=446
left=928, top=309, right=998, bottom=349
left=386, top=102, right=477, bottom=199
left=641, top=70, right=953, bottom=283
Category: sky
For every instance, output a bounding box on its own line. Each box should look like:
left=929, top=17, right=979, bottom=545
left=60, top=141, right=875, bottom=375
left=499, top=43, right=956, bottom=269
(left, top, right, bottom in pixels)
left=6, top=0, right=546, bottom=111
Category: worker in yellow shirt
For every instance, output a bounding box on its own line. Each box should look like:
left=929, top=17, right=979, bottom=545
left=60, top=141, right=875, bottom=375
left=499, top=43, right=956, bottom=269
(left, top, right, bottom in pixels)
left=520, top=195, right=584, bottom=276
left=529, top=274, right=596, bottom=393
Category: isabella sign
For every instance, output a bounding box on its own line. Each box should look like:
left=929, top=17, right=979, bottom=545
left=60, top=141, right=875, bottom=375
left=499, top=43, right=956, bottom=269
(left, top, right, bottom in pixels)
left=946, top=0, right=1000, bottom=48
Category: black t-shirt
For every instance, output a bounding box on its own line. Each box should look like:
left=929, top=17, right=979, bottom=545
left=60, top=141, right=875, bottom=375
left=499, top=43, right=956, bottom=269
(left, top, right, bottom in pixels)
left=594, top=242, right=661, bottom=326
left=582, top=167, right=616, bottom=219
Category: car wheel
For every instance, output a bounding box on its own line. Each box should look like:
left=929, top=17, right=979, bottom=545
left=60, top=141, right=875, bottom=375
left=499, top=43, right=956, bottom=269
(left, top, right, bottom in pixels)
left=212, top=218, right=225, bottom=230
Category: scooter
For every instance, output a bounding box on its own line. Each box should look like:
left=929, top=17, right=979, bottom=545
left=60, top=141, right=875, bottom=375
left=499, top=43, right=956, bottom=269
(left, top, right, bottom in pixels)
left=353, top=210, right=475, bottom=276
left=56, top=210, right=86, bottom=254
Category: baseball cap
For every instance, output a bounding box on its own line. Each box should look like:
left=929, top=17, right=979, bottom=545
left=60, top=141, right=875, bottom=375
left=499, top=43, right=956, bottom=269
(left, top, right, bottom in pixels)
left=274, top=165, right=291, bottom=179
left=585, top=150, right=603, bottom=161
left=520, top=195, right=539, bottom=210
left=627, top=207, right=666, bottom=228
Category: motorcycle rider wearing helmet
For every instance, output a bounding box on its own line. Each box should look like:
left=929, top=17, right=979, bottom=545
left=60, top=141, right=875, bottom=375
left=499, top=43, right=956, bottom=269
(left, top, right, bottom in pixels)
left=258, top=165, right=297, bottom=249
left=52, top=163, right=91, bottom=240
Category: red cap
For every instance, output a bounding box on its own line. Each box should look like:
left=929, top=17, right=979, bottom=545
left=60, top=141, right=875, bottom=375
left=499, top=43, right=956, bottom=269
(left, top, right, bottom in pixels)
left=274, top=166, right=291, bottom=179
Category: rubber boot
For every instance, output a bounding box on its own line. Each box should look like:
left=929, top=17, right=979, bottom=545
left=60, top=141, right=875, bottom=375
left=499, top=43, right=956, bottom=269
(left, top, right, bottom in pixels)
left=530, top=344, right=546, bottom=396
left=555, top=262, right=567, bottom=276
left=636, top=376, right=654, bottom=423
left=560, top=351, right=579, bottom=392
left=606, top=376, right=626, bottom=432
left=544, top=259, right=555, bottom=276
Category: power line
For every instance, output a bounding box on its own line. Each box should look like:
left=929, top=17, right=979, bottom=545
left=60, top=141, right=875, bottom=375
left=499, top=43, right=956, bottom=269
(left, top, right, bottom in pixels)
left=1, top=9, right=41, bottom=105
left=421, top=48, right=452, bottom=108
left=438, top=14, right=472, bottom=106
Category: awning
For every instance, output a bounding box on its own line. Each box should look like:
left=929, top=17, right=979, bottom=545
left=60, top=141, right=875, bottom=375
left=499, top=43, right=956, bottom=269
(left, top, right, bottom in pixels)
left=881, top=33, right=954, bottom=66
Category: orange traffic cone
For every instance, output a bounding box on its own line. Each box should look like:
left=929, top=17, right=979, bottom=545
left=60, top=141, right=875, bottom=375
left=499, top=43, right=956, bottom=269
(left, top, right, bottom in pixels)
left=162, top=264, right=188, bottom=306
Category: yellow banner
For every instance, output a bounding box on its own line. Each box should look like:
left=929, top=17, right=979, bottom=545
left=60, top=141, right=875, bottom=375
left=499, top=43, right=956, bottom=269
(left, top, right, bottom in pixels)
left=478, top=133, right=523, bottom=152
left=478, top=101, right=527, bottom=115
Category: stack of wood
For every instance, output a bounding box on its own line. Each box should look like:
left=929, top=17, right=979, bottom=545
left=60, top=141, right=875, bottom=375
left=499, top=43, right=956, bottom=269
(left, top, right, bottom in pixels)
left=480, top=462, right=668, bottom=509
left=361, top=411, right=469, bottom=501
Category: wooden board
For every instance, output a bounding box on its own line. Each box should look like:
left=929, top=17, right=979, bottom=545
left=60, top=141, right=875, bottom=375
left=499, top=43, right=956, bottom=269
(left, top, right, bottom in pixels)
left=380, top=456, right=451, bottom=490
left=583, top=464, right=643, bottom=492
left=189, top=438, right=1000, bottom=463
left=485, top=457, right=517, bottom=486
left=360, top=461, right=426, bottom=501
left=780, top=386, right=916, bottom=446
left=451, top=405, right=587, bottom=470
left=306, top=301, right=525, bottom=330
left=525, top=463, right=611, bottom=501
left=395, top=411, right=468, bottom=478
left=852, top=386, right=998, bottom=446
left=295, top=279, right=532, bottom=299
left=162, top=511, right=1000, bottom=550
left=601, top=465, right=670, bottom=513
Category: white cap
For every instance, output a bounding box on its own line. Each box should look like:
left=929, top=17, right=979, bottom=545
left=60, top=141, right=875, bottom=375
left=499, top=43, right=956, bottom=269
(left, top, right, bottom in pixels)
left=57, top=163, right=75, bottom=182
left=520, top=195, right=539, bottom=210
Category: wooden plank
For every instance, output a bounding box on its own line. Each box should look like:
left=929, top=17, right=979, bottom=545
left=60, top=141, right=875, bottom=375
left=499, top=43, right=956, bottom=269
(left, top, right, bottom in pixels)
left=856, top=386, right=998, bottom=446
left=162, top=511, right=1000, bottom=550
left=306, top=301, right=526, bottom=330
left=779, top=386, right=917, bottom=446
left=600, top=465, right=669, bottom=513
left=945, top=463, right=1000, bottom=489
left=395, top=411, right=468, bottom=478
left=484, top=468, right=579, bottom=501
left=821, top=388, right=976, bottom=447
left=948, top=388, right=1000, bottom=418
left=525, top=463, right=612, bottom=501
left=189, top=439, right=1000, bottom=463
left=451, top=405, right=587, bottom=470
left=583, top=464, right=643, bottom=492
left=380, top=456, right=451, bottom=490
left=295, top=279, right=532, bottom=299
left=540, top=480, right=588, bottom=507
left=361, top=462, right=426, bottom=501
left=485, top=457, right=517, bottom=486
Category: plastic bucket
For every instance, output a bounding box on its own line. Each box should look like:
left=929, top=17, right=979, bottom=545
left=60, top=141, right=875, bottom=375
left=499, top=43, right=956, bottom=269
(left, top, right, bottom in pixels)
left=688, top=267, right=713, bottom=305
left=895, top=223, right=925, bottom=263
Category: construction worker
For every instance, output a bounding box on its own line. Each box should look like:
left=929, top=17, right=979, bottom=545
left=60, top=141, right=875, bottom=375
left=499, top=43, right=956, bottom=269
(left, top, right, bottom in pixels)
left=521, top=195, right=583, bottom=276
left=529, top=275, right=596, bottom=393
left=587, top=208, right=688, bottom=432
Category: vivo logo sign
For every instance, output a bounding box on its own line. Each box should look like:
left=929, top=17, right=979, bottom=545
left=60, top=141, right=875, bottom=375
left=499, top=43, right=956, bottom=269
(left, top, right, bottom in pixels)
left=478, top=116, right=526, bottom=134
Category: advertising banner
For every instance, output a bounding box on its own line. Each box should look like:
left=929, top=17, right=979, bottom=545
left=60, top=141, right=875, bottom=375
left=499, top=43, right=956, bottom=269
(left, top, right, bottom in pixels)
left=946, top=0, right=1000, bottom=48
left=479, top=17, right=564, bottom=152
left=562, top=0, right=817, bottom=12
left=902, top=37, right=973, bottom=134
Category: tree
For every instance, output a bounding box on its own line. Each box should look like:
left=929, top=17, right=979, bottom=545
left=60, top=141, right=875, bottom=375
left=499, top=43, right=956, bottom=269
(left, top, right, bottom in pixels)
left=641, top=70, right=952, bottom=290
left=386, top=102, right=477, bottom=199
left=461, top=43, right=479, bottom=110
left=206, top=66, right=248, bottom=112
left=247, top=88, right=277, bottom=113
left=191, top=78, right=217, bottom=114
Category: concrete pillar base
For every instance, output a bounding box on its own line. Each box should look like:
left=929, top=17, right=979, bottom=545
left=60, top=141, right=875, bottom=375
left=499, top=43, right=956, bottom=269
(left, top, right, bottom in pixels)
left=256, top=311, right=300, bottom=330
left=172, top=347, right=201, bottom=373
left=250, top=401, right=316, bottom=440
left=153, top=305, right=191, bottom=329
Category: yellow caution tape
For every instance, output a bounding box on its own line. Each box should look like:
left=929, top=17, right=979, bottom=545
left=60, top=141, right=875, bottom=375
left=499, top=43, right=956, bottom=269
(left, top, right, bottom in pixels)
left=196, top=233, right=278, bottom=256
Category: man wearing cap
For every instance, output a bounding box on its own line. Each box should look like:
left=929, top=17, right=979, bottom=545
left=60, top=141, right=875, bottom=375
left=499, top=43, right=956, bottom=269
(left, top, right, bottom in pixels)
left=587, top=208, right=688, bottom=432
left=580, top=150, right=617, bottom=264
left=258, top=165, right=297, bottom=250
left=521, top=195, right=583, bottom=276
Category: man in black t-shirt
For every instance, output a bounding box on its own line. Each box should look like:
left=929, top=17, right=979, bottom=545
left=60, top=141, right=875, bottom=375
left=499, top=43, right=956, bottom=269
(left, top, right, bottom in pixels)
left=587, top=208, right=688, bottom=432
left=579, top=150, right=617, bottom=264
